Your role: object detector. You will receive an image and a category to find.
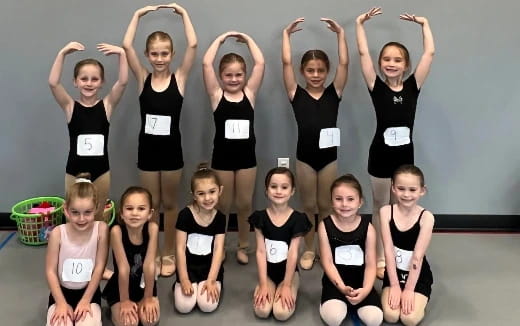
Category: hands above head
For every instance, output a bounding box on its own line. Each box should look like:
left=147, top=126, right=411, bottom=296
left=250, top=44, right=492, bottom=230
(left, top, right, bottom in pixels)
left=320, top=18, right=343, bottom=34
left=135, top=5, right=161, bottom=17
left=400, top=13, right=427, bottom=25
left=161, top=3, right=186, bottom=15
left=284, top=17, right=305, bottom=35
left=97, top=43, right=124, bottom=56
left=60, top=42, right=85, bottom=55
left=357, top=7, right=382, bottom=24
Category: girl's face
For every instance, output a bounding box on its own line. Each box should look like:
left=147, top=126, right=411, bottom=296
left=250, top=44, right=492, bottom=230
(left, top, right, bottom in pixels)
left=146, top=40, right=173, bottom=73
left=331, top=184, right=363, bottom=220
left=220, top=62, right=246, bottom=94
left=64, top=197, right=97, bottom=231
left=379, top=46, right=408, bottom=79
left=266, top=173, right=295, bottom=205
left=74, top=64, right=103, bottom=98
left=392, top=173, right=425, bottom=207
left=120, top=193, right=153, bottom=228
left=192, top=178, right=222, bottom=211
left=301, top=59, right=328, bottom=89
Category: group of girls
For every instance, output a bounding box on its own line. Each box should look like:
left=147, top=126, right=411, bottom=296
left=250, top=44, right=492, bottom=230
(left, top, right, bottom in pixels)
left=46, top=164, right=434, bottom=326
left=46, top=2, right=436, bottom=325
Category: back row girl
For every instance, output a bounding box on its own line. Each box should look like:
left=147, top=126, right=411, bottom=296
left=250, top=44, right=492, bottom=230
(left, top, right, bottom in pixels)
left=282, top=17, right=349, bottom=270
left=122, top=3, right=197, bottom=277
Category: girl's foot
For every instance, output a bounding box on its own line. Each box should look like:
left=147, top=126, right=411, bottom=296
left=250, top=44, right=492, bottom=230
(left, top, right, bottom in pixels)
left=299, top=251, right=316, bottom=270
left=236, top=248, right=248, bottom=265
left=161, top=255, right=176, bottom=277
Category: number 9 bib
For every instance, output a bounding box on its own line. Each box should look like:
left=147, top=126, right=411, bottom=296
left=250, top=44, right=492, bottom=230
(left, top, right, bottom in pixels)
left=383, top=127, right=410, bottom=147
left=62, top=258, right=94, bottom=282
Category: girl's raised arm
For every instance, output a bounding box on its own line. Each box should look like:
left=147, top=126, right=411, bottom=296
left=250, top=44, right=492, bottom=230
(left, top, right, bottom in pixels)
left=356, top=8, right=382, bottom=91
left=168, top=3, right=198, bottom=94
left=202, top=32, right=228, bottom=109
left=400, top=14, right=435, bottom=89
left=321, top=18, right=349, bottom=96
left=48, top=42, right=84, bottom=120
left=239, top=33, right=265, bottom=103
left=282, top=18, right=304, bottom=101
left=98, top=43, right=128, bottom=119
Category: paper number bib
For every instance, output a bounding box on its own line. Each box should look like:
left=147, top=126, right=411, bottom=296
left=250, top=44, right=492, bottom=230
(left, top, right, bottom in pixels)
left=225, top=120, right=250, bottom=139
left=77, top=134, right=104, bottom=156
left=319, top=128, right=340, bottom=149
left=334, top=245, right=364, bottom=266
left=383, top=127, right=410, bottom=147
left=62, top=258, right=93, bottom=283
left=187, top=233, right=213, bottom=256
left=145, top=114, right=171, bottom=136
left=394, top=246, right=413, bottom=271
left=265, top=239, right=288, bottom=264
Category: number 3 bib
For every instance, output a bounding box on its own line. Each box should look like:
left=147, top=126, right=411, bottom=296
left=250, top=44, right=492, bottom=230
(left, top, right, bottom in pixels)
left=62, top=258, right=94, bottom=282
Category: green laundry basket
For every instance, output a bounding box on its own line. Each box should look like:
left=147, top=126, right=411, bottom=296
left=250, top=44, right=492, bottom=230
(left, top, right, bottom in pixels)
left=10, top=196, right=64, bottom=246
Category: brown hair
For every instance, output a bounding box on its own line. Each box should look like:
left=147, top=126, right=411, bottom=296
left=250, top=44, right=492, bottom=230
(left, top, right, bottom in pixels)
left=378, top=42, right=411, bottom=74
left=264, top=167, right=295, bottom=189
left=392, top=164, right=425, bottom=187
left=219, top=52, right=246, bottom=75
left=118, top=186, right=153, bottom=224
left=330, top=174, right=364, bottom=199
left=191, top=163, right=222, bottom=192
left=145, top=31, right=174, bottom=53
left=65, top=172, right=99, bottom=208
left=300, top=49, right=330, bottom=72
left=73, top=59, right=105, bottom=81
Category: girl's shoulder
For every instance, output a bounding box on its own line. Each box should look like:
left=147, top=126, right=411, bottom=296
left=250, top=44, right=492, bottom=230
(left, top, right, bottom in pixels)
left=419, top=208, right=435, bottom=227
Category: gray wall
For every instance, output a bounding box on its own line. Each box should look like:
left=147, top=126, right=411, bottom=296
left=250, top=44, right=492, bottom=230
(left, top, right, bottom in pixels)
left=1, top=0, right=519, bottom=215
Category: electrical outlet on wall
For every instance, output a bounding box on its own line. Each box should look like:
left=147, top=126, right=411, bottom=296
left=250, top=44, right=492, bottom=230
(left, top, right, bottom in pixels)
left=277, top=157, right=290, bottom=168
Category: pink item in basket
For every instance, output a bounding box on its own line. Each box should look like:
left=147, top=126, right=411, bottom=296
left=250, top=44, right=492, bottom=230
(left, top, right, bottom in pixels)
left=28, top=207, right=55, bottom=214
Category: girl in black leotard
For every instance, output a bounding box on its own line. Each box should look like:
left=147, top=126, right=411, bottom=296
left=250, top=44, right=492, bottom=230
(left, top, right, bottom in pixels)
left=282, top=17, right=349, bottom=270
left=356, top=7, right=435, bottom=279
left=380, top=165, right=434, bottom=325
left=122, top=3, right=198, bottom=278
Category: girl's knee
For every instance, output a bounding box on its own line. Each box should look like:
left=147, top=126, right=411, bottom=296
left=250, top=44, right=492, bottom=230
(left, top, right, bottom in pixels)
left=400, top=311, right=424, bottom=326
left=382, top=306, right=400, bottom=324
left=197, top=296, right=219, bottom=313
left=358, top=306, right=384, bottom=326
left=272, top=304, right=295, bottom=321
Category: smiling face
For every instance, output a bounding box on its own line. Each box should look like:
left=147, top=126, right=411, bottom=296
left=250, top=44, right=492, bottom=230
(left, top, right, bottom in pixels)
left=64, top=197, right=96, bottom=232
left=220, top=61, right=246, bottom=94
left=265, top=173, right=295, bottom=206
left=392, top=172, right=425, bottom=208
left=301, top=59, right=329, bottom=89
left=120, top=193, right=153, bottom=229
left=331, top=184, right=363, bottom=220
left=146, top=39, right=173, bottom=73
left=192, top=178, right=222, bottom=212
left=73, top=64, right=104, bottom=98
left=378, top=43, right=410, bottom=80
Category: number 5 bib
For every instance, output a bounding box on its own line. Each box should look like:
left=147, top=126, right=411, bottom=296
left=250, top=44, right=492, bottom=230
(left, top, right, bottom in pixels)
left=77, top=134, right=104, bottom=156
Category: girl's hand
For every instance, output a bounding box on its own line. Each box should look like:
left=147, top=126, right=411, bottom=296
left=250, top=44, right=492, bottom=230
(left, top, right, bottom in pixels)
left=388, top=285, right=402, bottom=310
left=97, top=43, right=124, bottom=56
left=139, top=297, right=159, bottom=325
left=50, top=302, right=73, bottom=326
left=400, top=13, right=427, bottom=25
left=163, top=3, right=186, bottom=15
left=338, top=284, right=354, bottom=297
left=357, top=7, right=382, bottom=24
left=200, top=280, right=220, bottom=304
left=180, top=279, right=194, bottom=296
left=253, top=283, right=271, bottom=308
left=284, top=17, right=304, bottom=35
left=135, top=5, right=160, bottom=17
left=320, top=18, right=343, bottom=34
left=60, top=42, right=85, bottom=56
left=73, top=298, right=92, bottom=322
left=346, top=287, right=368, bottom=305
left=400, top=289, right=415, bottom=315
left=120, top=300, right=138, bottom=326
left=275, top=283, right=295, bottom=311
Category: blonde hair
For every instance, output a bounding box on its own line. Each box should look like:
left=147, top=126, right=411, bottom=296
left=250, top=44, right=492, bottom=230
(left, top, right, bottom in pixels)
left=65, top=173, right=99, bottom=208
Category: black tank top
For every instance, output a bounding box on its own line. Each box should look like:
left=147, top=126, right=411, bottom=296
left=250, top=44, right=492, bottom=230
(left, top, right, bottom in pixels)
left=112, top=222, right=150, bottom=282
left=323, top=216, right=369, bottom=289
left=212, top=92, right=256, bottom=153
left=138, top=74, right=183, bottom=142
left=66, top=101, right=109, bottom=177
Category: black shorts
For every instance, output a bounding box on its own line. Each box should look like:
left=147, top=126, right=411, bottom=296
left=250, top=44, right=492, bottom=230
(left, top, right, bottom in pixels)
left=102, top=275, right=157, bottom=306
left=48, top=285, right=102, bottom=308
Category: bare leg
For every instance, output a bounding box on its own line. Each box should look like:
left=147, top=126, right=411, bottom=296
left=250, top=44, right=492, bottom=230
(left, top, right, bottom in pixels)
left=214, top=170, right=235, bottom=261
left=381, top=287, right=400, bottom=323
left=138, top=297, right=161, bottom=326
left=316, top=161, right=336, bottom=227
left=295, top=160, right=318, bottom=269
left=370, top=176, right=392, bottom=278
left=159, top=169, right=182, bottom=276
left=253, top=278, right=276, bottom=318
left=234, top=167, right=256, bottom=264
left=272, top=272, right=300, bottom=321
left=400, top=293, right=428, bottom=326
left=111, top=302, right=139, bottom=326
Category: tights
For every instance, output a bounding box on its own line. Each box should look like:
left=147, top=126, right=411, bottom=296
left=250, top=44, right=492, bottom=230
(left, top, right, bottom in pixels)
left=174, top=281, right=222, bottom=313
left=320, top=299, right=383, bottom=326
left=46, top=303, right=102, bottom=326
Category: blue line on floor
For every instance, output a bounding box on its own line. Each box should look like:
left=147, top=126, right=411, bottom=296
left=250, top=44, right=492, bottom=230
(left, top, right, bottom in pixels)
left=351, top=312, right=362, bottom=326
left=0, top=232, right=16, bottom=251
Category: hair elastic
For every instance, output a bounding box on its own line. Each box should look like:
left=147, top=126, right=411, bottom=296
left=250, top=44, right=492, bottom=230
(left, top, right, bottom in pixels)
left=75, top=178, right=92, bottom=184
